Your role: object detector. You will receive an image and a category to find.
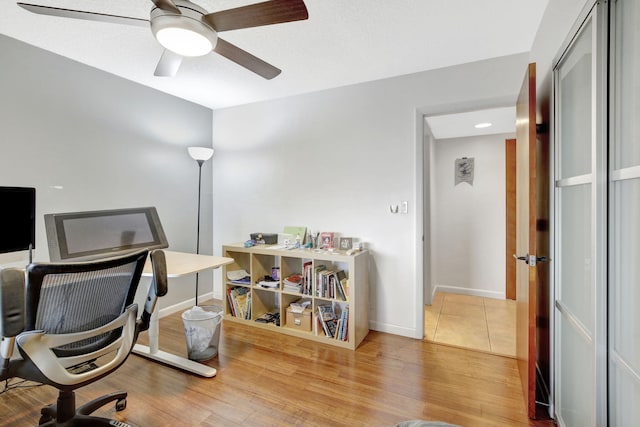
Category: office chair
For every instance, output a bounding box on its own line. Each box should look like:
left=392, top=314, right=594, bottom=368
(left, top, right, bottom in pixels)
left=0, top=249, right=168, bottom=426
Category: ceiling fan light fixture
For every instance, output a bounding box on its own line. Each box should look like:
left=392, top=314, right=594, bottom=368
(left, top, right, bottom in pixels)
left=150, top=2, right=217, bottom=57
left=156, top=26, right=214, bottom=57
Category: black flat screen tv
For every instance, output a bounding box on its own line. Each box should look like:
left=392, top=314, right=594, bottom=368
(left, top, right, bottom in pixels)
left=0, top=186, right=36, bottom=254
left=44, top=206, right=169, bottom=261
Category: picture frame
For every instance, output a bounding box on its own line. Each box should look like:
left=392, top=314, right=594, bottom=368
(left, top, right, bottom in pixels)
left=320, top=232, right=334, bottom=249
left=339, top=237, right=353, bottom=250
left=284, top=226, right=307, bottom=243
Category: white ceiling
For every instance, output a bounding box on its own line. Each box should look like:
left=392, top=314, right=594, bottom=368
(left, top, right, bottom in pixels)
left=0, top=0, right=549, bottom=110
left=426, top=106, right=516, bottom=140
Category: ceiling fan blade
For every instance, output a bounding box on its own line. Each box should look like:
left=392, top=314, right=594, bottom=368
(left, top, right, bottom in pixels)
left=154, top=49, right=183, bottom=77
left=203, top=0, right=308, bottom=32
left=150, top=0, right=181, bottom=14
left=17, top=3, right=149, bottom=28
left=214, top=38, right=281, bottom=79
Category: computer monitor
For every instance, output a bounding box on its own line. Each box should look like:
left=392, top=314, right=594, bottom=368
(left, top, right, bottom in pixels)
left=0, top=186, right=36, bottom=255
left=44, top=207, right=169, bottom=262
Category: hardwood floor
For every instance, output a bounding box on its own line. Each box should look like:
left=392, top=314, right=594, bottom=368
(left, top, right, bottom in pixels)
left=0, top=305, right=555, bottom=427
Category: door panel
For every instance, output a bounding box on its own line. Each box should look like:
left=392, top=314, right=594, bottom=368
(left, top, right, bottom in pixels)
left=610, top=0, right=640, bottom=424
left=558, top=18, right=593, bottom=180
left=558, top=184, right=593, bottom=332
left=554, top=3, right=607, bottom=425
left=515, top=62, right=537, bottom=419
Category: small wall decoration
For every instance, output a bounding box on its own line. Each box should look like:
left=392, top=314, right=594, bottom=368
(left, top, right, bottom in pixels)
left=455, top=157, right=475, bottom=186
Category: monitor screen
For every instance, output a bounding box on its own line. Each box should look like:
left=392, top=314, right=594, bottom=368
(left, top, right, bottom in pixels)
left=45, top=207, right=169, bottom=261
left=0, top=186, right=36, bottom=254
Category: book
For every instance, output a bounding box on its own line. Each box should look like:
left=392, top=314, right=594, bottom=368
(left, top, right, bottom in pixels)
left=283, top=274, right=303, bottom=293
left=326, top=318, right=338, bottom=338
left=227, top=288, right=236, bottom=317
left=227, top=269, right=251, bottom=284
left=337, top=306, right=349, bottom=341
left=302, top=261, right=313, bottom=295
left=284, top=274, right=303, bottom=285
left=228, top=287, right=250, bottom=319
left=335, top=318, right=342, bottom=340
left=314, top=265, right=327, bottom=297
left=333, top=270, right=348, bottom=301
left=245, top=293, right=252, bottom=320
left=320, top=270, right=329, bottom=298
left=317, top=304, right=337, bottom=338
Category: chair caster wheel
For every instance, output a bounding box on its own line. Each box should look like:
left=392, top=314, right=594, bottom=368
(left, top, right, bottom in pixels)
left=116, top=398, right=127, bottom=411
left=38, top=415, right=52, bottom=425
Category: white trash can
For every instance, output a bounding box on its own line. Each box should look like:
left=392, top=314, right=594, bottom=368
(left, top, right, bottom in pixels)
left=181, top=305, right=223, bottom=361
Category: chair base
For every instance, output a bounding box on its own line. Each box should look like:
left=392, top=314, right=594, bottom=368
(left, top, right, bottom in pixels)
left=39, top=390, right=131, bottom=427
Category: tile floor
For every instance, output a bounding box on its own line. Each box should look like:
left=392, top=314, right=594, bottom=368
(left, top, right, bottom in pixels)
left=424, top=292, right=516, bottom=357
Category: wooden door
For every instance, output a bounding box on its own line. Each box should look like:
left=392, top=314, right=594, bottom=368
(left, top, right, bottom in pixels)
left=515, top=62, right=539, bottom=419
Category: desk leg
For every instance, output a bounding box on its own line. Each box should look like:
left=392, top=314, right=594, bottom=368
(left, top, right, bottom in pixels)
left=149, top=303, right=159, bottom=354
left=132, top=304, right=217, bottom=378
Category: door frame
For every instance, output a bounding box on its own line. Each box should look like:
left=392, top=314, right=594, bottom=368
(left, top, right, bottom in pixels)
left=414, top=95, right=517, bottom=338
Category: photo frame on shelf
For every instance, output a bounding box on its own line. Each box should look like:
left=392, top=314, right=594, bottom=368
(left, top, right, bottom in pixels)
left=320, top=232, right=334, bottom=249
left=339, top=237, right=353, bottom=250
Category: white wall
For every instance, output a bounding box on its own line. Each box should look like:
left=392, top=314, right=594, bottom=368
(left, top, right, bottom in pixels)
left=431, top=133, right=512, bottom=299
left=211, top=53, right=529, bottom=338
left=0, top=35, right=214, bottom=312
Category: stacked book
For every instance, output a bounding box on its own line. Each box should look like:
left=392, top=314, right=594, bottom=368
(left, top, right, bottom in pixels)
left=283, top=274, right=303, bottom=293
left=227, top=269, right=250, bottom=285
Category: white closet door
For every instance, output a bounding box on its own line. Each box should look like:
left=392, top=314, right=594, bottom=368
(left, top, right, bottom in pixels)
left=609, top=0, right=640, bottom=424
left=554, top=3, right=608, bottom=426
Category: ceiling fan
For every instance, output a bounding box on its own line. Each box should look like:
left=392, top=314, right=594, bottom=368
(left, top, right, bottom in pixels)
left=17, top=0, right=309, bottom=79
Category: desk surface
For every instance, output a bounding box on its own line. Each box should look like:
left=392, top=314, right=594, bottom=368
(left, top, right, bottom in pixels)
left=143, top=250, right=234, bottom=278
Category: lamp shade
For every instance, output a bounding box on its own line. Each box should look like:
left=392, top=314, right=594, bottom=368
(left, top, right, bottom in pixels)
left=188, top=147, right=214, bottom=161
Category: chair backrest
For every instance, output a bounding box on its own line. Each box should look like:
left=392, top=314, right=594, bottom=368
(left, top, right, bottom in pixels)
left=24, top=250, right=148, bottom=358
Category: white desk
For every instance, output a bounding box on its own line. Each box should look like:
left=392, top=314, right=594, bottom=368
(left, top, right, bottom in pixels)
left=133, top=250, right=234, bottom=378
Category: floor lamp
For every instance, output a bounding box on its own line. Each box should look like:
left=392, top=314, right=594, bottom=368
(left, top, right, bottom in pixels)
left=188, top=146, right=214, bottom=306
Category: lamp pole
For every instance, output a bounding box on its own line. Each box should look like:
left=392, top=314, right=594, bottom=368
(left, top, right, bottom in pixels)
left=195, top=159, right=204, bottom=305
left=188, top=147, right=214, bottom=307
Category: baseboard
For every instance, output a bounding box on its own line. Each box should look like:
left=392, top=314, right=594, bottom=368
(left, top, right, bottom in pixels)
left=431, top=284, right=505, bottom=302
left=369, top=320, right=422, bottom=339
left=158, top=292, right=214, bottom=318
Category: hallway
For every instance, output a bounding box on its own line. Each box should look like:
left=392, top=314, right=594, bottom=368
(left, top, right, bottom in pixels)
left=425, top=292, right=516, bottom=358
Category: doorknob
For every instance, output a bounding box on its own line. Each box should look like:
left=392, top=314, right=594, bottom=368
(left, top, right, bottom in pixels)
left=513, top=253, right=529, bottom=264
left=513, top=254, right=549, bottom=266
